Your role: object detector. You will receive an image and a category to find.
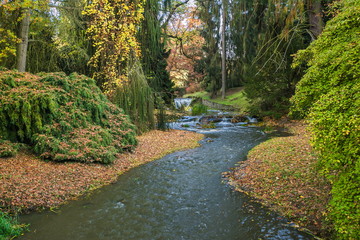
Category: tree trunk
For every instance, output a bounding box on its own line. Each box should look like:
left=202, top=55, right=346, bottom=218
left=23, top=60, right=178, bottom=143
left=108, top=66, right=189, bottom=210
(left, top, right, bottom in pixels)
left=16, top=8, right=30, bottom=72
left=308, top=0, right=323, bottom=40
left=221, top=0, right=227, bottom=100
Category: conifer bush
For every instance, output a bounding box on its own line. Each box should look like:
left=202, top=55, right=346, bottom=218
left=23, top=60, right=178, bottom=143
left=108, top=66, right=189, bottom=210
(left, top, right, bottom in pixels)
left=0, top=70, right=137, bottom=163
left=0, top=140, right=20, bottom=158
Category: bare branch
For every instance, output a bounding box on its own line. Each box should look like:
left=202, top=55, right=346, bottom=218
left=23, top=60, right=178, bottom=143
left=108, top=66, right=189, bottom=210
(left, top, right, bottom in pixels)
left=162, top=0, right=190, bottom=30
left=167, top=34, right=197, bottom=60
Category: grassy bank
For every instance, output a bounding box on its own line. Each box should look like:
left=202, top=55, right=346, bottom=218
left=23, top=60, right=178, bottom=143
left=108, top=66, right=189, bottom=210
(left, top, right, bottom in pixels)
left=0, top=130, right=203, bottom=215
left=184, top=88, right=250, bottom=112
left=0, top=212, right=25, bottom=240
left=228, top=120, right=332, bottom=238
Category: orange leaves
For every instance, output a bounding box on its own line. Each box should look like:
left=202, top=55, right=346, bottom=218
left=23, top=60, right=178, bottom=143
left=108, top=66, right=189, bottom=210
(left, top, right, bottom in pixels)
left=228, top=120, right=331, bottom=236
left=0, top=130, right=203, bottom=214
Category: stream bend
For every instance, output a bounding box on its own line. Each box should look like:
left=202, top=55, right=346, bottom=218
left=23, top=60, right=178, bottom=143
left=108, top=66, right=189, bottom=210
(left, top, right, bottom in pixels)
left=20, top=127, right=314, bottom=239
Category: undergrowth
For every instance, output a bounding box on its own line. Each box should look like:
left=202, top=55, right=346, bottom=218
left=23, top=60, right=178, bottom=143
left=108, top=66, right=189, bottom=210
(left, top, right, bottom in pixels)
left=0, top=212, right=25, bottom=240
left=0, top=70, right=137, bottom=164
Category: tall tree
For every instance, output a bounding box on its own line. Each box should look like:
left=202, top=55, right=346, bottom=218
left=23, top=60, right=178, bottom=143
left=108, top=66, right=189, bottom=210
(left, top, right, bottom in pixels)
left=0, top=0, right=52, bottom=72
left=197, top=0, right=221, bottom=97
left=15, top=6, right=30, bottom=72
left=83, top=0, right=145, bottom=88
left=137, top=0, right=192, bottom=102
left=308, top=0, right=324, bottom=40
left=221, top=0, right=227, bottom=99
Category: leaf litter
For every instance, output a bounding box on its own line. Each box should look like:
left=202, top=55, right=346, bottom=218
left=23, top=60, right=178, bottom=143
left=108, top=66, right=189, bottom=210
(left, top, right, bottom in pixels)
left=0, top=130, right=203, bottom=214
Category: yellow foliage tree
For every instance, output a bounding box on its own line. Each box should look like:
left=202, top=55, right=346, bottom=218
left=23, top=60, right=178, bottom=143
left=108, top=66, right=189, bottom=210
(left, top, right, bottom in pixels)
left=83, top=0, right=145, bottom=88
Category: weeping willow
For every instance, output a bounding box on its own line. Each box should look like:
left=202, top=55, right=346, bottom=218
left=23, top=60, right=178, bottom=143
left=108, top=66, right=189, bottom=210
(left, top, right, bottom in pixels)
left=109, top=56, right=155, bottom=133
left=138, top=0, right=173, bottom=103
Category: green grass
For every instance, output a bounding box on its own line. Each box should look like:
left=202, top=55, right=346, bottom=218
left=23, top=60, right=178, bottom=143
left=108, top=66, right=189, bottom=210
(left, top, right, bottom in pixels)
left=185, top=88, right=250, bottom=112
left=183, top=91, right=210, bottom=99
left=0, top=212, right=25, bottom=240
left=212, top=90, right=250, bottom=109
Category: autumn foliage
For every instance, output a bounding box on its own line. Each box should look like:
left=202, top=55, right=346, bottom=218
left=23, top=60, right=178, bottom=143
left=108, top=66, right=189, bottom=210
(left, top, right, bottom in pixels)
left=0, top=130, right=202, bottom=213
left=0, top=70, right=137, bottom=164
left=228, top=121, right=331, bottom=237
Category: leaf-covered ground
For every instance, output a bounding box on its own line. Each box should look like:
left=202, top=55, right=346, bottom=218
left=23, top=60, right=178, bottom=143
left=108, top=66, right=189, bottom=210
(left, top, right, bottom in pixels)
left=0, top=130, right=203, bottom=213
left=227, top=120, right=332, bottom=238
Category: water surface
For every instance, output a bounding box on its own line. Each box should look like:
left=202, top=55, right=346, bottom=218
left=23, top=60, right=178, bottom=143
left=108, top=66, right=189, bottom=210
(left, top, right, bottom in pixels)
left=20, top=126, right=314, bottom=239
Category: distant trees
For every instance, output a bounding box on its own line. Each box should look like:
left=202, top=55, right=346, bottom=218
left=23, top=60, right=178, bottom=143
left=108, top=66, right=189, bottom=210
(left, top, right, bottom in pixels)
left=165, top=5, right=205, bottom=95
left=194, top=0, right=330, bottom=116
left=196, top=0, right=221, bottom=97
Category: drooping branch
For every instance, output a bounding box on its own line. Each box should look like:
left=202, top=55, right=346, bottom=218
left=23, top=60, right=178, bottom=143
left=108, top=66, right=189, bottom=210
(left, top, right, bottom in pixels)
left=167, top=34, right=196, bottom=60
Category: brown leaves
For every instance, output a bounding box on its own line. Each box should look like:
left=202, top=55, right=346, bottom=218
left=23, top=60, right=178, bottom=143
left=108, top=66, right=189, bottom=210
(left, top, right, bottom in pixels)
left=228, top=120, right=331, bottom=237
left=0, top=130, right=203, bottom=214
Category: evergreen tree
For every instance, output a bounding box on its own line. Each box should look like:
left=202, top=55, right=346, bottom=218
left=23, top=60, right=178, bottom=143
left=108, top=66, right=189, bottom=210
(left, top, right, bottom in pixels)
left=196, top=0, right=221, bottom=97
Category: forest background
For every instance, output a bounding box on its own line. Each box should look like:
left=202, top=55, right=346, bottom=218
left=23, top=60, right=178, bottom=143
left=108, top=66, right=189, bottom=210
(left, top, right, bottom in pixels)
left=0, top=0, right=359, bottom=239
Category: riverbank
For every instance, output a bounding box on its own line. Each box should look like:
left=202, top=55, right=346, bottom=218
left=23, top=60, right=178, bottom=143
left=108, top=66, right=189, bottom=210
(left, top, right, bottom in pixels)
left=227, top=119, right=332, bottom=238
left=0, top=130, right=203, bottom=214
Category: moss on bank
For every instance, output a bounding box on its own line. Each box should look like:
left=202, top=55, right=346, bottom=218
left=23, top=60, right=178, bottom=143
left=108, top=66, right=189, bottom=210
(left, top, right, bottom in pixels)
left=228, top=120, right=332, bottom=238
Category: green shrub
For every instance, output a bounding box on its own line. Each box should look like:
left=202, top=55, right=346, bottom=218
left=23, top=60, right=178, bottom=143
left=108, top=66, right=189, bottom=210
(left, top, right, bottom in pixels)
left=0, top=70, right=137, bottom=164
left=191, top=104, right=208, bottom=116
left=309, top=83, right=360, bottom=239
left=0, top=212, right=25, bottom=240
left=0, top=140, right=20, bottom=157
left=291, top=0, right=360, bottom=238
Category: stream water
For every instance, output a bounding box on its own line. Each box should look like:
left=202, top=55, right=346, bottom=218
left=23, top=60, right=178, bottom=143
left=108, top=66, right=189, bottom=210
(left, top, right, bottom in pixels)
left=19, top=123, right=314, bottom=239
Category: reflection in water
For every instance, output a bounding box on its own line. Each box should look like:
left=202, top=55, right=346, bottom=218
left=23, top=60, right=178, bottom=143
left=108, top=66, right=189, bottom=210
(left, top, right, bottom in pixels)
left=19, top=127, right=314, bottom=240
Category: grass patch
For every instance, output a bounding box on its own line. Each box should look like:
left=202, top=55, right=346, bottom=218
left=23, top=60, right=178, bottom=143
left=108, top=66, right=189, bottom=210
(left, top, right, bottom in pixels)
left=212, top=90, right=250, bottom=110
left=183, top=91, right=210, bottom=99
left=0, top=212, right=26, bottom=239
left=185, top=88, right=250, bottom=112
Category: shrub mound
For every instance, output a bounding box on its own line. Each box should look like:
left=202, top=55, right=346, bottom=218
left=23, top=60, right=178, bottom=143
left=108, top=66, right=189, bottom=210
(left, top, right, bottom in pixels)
left=291, top=0, right=359, bottom=238
left=0, top=70, right=137, bottom=164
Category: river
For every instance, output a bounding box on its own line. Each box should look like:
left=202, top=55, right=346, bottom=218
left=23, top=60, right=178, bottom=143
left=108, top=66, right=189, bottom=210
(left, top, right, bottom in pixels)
left=19, top=125, right=314, bottom=239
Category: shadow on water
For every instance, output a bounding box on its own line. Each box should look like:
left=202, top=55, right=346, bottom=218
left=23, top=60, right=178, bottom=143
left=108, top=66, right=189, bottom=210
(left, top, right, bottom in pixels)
left=19, top=123, right=315, bottom=239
